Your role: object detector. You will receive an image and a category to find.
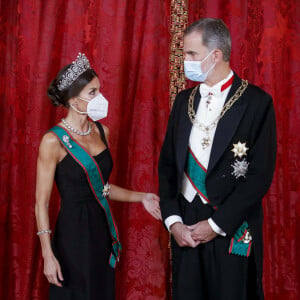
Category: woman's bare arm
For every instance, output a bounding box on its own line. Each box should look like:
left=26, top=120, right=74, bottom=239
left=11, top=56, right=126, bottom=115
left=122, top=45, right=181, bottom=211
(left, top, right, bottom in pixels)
left=35, top=132, right=64, bottom=287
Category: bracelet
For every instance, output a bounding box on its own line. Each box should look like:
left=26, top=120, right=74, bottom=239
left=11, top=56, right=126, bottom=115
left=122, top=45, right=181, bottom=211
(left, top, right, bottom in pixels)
left=37, top=229, right=52, bottom=236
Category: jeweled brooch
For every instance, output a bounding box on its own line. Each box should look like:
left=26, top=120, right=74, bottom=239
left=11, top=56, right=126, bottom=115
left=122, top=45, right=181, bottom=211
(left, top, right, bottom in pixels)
left=242, top=230, right=252, bottom=244
left=231, top=141, right=249, bottom=158
left=62, top=135, right=72, bottom=148
left=102, top=183, right=111, bottom=198
left=231, top=158, right=249, bottom=179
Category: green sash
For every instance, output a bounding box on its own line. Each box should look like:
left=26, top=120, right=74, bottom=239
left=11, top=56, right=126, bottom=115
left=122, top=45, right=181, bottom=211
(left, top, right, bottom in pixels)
left=185, top=147, right=218, bottom=210
left=50, top=125, right=122, bottom=268
left=228, top=221, right=252, bottom=257
left=185, top=147, right=252, bottom=257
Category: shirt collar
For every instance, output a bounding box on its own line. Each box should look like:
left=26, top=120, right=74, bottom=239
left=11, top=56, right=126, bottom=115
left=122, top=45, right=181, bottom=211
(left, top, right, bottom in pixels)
left=199, top=70, right=234, bottom=98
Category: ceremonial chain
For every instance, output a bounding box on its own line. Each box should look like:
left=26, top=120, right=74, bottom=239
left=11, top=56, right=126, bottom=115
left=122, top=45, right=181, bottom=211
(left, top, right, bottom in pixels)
left=188, top=79, right=248, bottom=149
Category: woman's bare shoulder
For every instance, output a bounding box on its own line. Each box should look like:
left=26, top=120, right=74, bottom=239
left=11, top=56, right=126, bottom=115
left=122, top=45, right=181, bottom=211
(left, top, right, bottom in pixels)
left=41, top=131, right=61, bottom=146
left=38, top=131, right=63, bottom=161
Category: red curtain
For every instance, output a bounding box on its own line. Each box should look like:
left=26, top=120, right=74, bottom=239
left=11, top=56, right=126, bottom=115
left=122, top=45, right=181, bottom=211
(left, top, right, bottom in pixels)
left=0, top=1, right=299, bottom=299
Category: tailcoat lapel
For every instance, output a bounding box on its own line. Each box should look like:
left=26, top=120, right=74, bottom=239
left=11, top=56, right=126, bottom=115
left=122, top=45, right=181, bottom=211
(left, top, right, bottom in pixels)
left=207, top=74, right=248, bottom=174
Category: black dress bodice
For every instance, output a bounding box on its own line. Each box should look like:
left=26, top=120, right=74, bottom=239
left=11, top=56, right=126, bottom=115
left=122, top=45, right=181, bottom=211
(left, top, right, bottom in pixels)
left=55, top=148, right=113, bottom=205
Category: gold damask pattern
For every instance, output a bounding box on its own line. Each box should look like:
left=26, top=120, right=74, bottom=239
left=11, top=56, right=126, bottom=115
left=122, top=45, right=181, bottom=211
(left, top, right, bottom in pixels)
left=169, top=0, right=189, bottom=107
left=168, top=2, right=189, bottom=293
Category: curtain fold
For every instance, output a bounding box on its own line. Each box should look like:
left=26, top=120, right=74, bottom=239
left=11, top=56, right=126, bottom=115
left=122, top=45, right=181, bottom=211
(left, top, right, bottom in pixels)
left=0, top=1, right=171, bottom=299
left=0, top=0, right=299, bottom=299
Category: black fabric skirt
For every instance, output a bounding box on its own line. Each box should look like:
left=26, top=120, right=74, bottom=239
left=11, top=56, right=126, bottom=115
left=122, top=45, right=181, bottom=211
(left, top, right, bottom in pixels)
left=49, top=197, right=115, bottom=300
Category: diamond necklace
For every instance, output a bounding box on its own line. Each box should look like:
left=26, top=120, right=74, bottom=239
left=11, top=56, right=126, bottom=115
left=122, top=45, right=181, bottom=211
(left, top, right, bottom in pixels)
left=188, top=79, right=248, bottom=150
left=61, top=118, right=92, bottom=136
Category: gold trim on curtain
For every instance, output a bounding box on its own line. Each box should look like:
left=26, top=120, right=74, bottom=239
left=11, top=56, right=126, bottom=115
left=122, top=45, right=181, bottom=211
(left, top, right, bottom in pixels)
left=168, top=2, right=189, bottom=297
left=169, top=0, right=189, bottom=107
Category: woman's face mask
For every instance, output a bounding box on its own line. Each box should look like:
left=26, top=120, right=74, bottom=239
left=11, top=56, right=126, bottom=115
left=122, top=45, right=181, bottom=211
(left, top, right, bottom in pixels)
left=70, top=93, right=109, bottom=121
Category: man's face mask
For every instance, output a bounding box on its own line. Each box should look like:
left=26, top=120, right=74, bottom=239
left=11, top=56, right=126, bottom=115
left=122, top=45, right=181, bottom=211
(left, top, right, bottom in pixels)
left=184, top=49, right=216, bottom=82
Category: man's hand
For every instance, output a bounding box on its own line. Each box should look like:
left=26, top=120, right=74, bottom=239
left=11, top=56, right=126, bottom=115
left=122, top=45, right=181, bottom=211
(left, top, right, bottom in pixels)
left=188, top=220, right=218, bottom=243
left=170, top=222, right=201, bottom=248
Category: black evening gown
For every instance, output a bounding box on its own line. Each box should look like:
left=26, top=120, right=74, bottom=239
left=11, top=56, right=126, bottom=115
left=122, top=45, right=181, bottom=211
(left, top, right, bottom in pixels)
left=49, top=122, right=115, bottom=300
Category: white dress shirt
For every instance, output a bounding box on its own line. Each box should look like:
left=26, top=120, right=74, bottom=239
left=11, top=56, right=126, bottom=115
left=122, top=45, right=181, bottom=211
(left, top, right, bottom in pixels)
left=165, top=70, right=234, bottom=236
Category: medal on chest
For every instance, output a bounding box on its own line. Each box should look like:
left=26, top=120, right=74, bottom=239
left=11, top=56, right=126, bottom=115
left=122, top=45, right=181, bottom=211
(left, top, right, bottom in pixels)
left=231, top=141, right=250, bottom=179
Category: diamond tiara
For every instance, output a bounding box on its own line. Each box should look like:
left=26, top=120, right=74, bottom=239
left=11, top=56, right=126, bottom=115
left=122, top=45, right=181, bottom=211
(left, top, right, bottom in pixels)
left=57, top=53, right=91, bottom=91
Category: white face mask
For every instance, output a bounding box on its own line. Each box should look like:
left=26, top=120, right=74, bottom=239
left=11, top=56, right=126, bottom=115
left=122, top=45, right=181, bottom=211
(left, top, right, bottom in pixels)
left=184, top=50, right=216, bottom=82
left=71, top=93, right=109, bottom=121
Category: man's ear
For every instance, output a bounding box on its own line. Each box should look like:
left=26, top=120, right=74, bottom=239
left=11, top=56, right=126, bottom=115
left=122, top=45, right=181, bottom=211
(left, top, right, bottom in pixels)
left=213, top=49, right=223, bottom=62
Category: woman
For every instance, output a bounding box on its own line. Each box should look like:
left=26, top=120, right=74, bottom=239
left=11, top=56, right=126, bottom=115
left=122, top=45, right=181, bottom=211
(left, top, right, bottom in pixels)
left=35, top=53, right=161, bottom=300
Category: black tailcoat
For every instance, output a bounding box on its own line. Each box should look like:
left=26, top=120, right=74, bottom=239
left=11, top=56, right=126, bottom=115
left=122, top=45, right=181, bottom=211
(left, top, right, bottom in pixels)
left=158, top=74, right=277, bottom=299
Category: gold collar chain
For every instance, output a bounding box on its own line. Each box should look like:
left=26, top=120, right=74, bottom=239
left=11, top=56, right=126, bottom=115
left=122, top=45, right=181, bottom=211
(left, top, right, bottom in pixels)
left=188, top=79, right=248, bottom=149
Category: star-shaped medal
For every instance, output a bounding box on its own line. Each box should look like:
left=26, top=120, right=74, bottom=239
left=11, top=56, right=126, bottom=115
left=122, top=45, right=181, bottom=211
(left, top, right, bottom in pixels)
left=231, top=141, right=249, bottom=158
left=231, top=158, right=249, bottom=179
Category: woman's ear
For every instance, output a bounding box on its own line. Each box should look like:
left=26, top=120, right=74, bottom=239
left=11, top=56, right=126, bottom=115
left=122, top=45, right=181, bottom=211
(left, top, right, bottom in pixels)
left=68, top=97, right=77, bottom=107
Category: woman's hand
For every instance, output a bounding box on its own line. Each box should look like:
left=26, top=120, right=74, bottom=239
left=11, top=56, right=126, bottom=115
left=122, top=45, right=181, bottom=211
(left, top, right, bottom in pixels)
left=141, top=193, right=162, bottom=220
left=43, top=254, right=64, bottom=287
left=109, top=185, right=162, bottom=221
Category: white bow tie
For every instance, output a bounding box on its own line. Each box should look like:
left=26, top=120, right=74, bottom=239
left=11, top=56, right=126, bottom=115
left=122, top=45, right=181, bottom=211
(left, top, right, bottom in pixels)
left=199, top=84, right=222, bottom=98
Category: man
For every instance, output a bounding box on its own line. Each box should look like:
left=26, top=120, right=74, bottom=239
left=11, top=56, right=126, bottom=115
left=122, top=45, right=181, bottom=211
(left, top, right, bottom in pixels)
left=158, top=18, right=276, bottom=300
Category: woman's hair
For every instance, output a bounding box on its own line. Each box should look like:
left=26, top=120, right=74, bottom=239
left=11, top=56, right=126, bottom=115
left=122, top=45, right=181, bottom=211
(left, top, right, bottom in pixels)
left=47, top=65, right=98, bottom=107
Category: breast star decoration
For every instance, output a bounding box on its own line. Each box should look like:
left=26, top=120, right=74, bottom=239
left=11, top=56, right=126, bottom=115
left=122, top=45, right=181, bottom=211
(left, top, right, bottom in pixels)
left=231, top=141, right=249, bottom=158
left=231, top=141, right=250, bottom=179
left=231, top=159, right=250, bottom=179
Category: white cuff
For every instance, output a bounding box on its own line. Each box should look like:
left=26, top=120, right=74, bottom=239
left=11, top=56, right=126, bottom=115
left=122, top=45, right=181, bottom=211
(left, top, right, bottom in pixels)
left=208, top=218, right=226, bottom=236
left=165, top=215, right=183, bottom=232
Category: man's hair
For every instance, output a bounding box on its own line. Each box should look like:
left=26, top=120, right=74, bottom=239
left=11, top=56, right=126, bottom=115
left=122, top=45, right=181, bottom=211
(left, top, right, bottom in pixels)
left=184, top=18, right=231, bottom=62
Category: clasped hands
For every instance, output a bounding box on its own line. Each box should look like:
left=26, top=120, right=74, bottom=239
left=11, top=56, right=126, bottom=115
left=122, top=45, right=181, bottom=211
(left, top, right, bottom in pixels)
left=170, top=220, right=218, bottom=248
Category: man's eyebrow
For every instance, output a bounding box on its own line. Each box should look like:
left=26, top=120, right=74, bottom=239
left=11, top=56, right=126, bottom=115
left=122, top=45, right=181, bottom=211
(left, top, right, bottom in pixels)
left=184, top=50, right=198, bottom=54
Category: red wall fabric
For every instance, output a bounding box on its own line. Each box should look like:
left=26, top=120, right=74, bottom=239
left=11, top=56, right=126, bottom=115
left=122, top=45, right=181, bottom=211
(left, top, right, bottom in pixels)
left=0, top=1, right=171, bottom=299
left=0, top=1, right=299, bottom=299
